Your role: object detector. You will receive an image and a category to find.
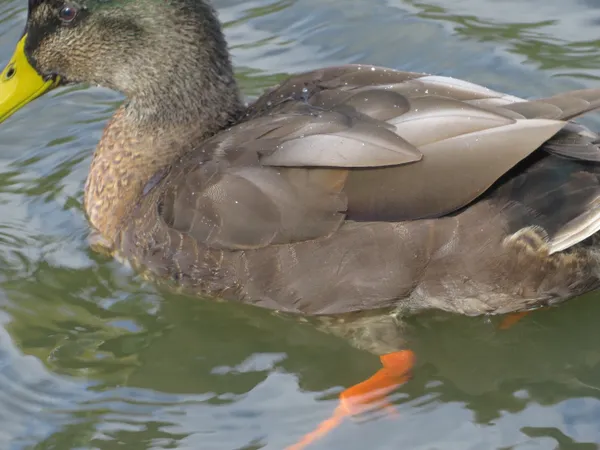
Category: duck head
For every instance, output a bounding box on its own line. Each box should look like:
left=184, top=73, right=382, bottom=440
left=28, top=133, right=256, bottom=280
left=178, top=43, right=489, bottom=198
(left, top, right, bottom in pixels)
left=0, top=0, right=240, bottom=126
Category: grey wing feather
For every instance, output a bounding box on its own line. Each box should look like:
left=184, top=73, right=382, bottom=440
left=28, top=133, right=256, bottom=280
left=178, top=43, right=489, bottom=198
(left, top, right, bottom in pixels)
left=160, top=65, right=600, bottom=251
left=163, top=160, right=347, bottom=250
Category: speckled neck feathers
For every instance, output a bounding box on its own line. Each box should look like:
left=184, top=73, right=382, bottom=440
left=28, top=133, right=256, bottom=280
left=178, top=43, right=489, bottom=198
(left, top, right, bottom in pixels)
left=82, top=0, right=243, bottom=245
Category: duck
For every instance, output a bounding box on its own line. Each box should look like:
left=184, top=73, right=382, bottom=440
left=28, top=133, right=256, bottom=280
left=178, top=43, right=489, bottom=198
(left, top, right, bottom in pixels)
left=4, top=0, right=600, bottom=447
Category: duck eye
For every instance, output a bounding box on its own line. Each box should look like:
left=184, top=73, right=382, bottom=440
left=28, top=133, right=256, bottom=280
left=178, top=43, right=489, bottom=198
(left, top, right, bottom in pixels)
left=58, top=5, right=78, bottom=23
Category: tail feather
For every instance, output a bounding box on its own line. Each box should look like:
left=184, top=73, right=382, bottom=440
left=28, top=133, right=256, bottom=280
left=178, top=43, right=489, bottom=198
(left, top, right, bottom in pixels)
left=504, top=88, right=600, bottom=121
left=491, top=151, right=600, bottom=253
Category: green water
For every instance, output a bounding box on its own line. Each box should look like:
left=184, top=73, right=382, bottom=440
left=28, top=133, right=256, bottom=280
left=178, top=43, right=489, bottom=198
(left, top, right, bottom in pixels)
left=2, top=0, right=600, bottom=448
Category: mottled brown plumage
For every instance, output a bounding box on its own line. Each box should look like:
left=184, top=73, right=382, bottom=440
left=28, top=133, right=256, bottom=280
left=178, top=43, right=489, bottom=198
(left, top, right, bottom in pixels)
left=7, top=0, right=600, bottom=348
left=113, top=64, right=600, bottom=320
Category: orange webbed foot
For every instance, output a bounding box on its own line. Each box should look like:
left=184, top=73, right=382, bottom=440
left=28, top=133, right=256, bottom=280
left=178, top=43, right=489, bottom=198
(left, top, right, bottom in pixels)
left=499, top=311, right=531, bottom=330
left=287, top=350, right=415, bottom=450
left=499, top=307, right=550, bottom=330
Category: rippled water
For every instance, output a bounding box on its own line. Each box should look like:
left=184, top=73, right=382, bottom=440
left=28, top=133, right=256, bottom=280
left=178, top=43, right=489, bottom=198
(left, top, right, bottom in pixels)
left=2, top=0, right=600, bottom=448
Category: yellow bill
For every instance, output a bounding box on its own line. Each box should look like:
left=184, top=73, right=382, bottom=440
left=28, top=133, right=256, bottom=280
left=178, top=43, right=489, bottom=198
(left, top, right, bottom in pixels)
left=0, top=35, right=60, bottom=123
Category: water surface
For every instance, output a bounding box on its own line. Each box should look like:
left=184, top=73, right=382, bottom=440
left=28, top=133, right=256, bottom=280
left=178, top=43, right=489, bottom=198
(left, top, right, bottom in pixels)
left=1, top=0, right=600, bottom=448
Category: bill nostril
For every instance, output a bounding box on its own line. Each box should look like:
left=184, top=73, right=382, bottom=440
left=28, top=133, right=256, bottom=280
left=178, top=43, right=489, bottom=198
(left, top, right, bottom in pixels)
left=4, top=65, right=15, bottom=80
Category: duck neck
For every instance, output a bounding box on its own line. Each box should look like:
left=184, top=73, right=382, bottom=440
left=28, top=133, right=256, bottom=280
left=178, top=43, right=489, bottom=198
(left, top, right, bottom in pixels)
left=109, top=0, right=244, bottom=130
left=84, top=71, right=242, bottom=247
left=119, top=35, right=243, bottom=130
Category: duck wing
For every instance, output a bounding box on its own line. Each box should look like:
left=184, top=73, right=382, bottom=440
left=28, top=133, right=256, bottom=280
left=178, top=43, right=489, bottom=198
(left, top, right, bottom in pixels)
left=158, top=65, right=600, bottom=250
